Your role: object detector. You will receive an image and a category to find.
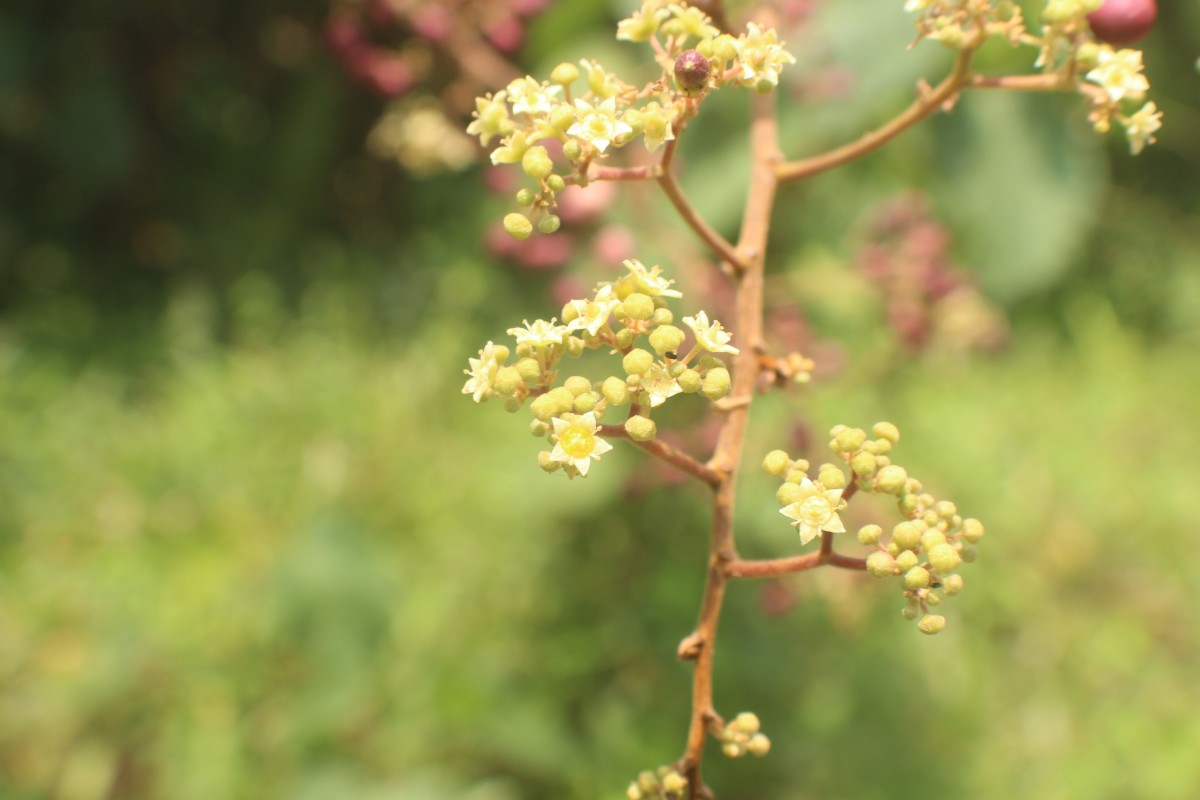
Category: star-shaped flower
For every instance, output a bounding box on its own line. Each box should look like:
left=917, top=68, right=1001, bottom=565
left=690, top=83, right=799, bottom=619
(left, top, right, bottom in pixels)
left=734, top=23, right=796, bottom=88
left=1121, top=101, right=1162, bottom=155
left=622, top=258, right=682, bottom=298
left=506, top=76, right=562, bottom=116
left=565, top=285, right=620, bottom=336
left=1086, top=47, right=1149, bottom=104
left=567, top=97, right=633, bottom=153
left=466, top=91, right=511, bottom=145
left=549, top=412, right=613, bottom=476
left=462, top=341, right=503, bottom=402
left=779, top=478, right=845, bottom=545
left=616, top=2, right=669, bottom=42
left=507, top=319, right=568, bottom=348
left=683, top=310, right=739, bottom=355
left=641, top=362, right=683, bottom=407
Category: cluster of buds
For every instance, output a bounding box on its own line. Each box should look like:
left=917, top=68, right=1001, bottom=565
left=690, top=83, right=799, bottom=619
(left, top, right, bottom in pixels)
left=462, top=259, right=739, bottom=477
left=719, top=712, right=771, bottom=759
left=468, top=2, right=797, bottom=238
left=905, top=0, right=1026, bottom=51
left=626, top=766, right=688, bottom=800
left=764, top=423, right=984, bottom=634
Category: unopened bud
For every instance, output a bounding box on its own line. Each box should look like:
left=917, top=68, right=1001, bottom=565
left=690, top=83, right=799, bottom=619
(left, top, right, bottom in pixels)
left=674, top=49, right=711, bottom=93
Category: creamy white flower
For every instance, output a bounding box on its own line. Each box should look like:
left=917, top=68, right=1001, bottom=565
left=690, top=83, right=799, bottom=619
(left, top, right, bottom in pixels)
left=683, top=311, right=739, bottom=355
left=1121, top=101, right=1162, bottom=155
left=462, top=341, right=503, bottom=402
left=666, top=3, right=719, bottom=40
left=1086, top=47, right=1149, bottom=104
left=549, top=412, right=613, bottom=476
left=641, top=362, right=683, bottom=407
left=640, top=102, right=675, bottom=152
left=734, top=23, right=796, bottom=88
left=507, top=318, right=568, bottom=348
left=616, top=2, right=669, bottom=42
left=567, top=97, right=633, bottom=153
left=506, top=76, right=562, bottom=116
left=466, top=91, right=510, bottom=145
left=779, top=478, right=845, bottom=545
left=623, top=259, right=682, bottom=298
left=565, top=285, right=620, bottom=336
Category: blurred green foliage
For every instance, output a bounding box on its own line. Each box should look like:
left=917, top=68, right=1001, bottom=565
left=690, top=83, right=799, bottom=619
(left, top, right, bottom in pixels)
left=2, top=0, right=1200, bottom=798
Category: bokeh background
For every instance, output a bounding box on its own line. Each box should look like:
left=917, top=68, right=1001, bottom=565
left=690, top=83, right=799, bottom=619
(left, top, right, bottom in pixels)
left=2, top=1, right=1199, bottom=798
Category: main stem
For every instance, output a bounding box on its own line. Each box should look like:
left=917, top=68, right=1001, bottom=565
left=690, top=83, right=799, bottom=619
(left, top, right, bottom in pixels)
left=680, top=91, right=778, bottom=799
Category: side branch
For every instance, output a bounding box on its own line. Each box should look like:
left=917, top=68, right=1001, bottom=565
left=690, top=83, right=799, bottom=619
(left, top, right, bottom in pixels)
left=600, top=425, right=725, bottom=487
left=726, top=549, right=867, bottom=579
left=657, top=169, right=745, bottom=271
left=774, top=43, right=981, bottom=183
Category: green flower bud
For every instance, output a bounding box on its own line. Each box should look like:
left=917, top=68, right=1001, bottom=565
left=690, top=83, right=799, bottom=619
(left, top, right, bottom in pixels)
left=733, top=711, right=760, bottom=734
left=702, top=367, right=731, bottom=400
left=623, top=292, right=655, bottom=321
left=662, top=772, right=687, bottom=793
left=515, top=343, right=533, bottom=358
left=515, top=187, right=536, bottom=207
left=901, top=602, right=920, bottom=621
left=562, top=139, right=583, bottom=161
left=874, top=465, right=908, bottom=495
left=746, top=733, right=771, bottom=757
left=538, top=450, right=559, bottom=472
left=921, top=529, right=948, bottom=551
left=762, top=450, right=791, bottom=476
left=895, top=549, right=919, bottom=571
left=918, top=614, right=946, bottom=635
left=899, top=493, right=919, bottom=516
left=649, top=324, right=685, bottom=356
left=550, top=62, right=579, bottom=85
left=602, top=375, right=629, bottom=405
left=503, top=397, right=521, bottom=412
left=530, top=419, right=549, bottom=437
left=521, top=146, right=553, bottom=180
left=503, top=212, right=533, bottom=240
left=623, top=348, right=654, bottom=375
left=722, top=742, right=743, bottom=759
left=515, top=358, right=540, bottom=382
left=960, top=545, right=978, bottom=563
left=625, top=414, right=657, bottom=441
left=934, top=500, right=957, bottom=519
left=548, top=386, right=574, bottom=410
left=817, top=463, right=847, bottom=490
left=563, top=375, right=591, bottom=396
left=698, top=354, right=723, bottom=371
left=857, top=524, right=883, bottom=546
left=961, top=518, right=985, bottom=543
left=622, top=109, right=644, bottom=136
left=866, top=550, right=897, bottom=578
left=942, top=574, right=964, bottom=596
left=850, top=451, right=877, bottom=478
left=495, top=365, right=523, bottom=396
left=626, top=785, right=643, bottom=800
left=904, top=566, right=931, bottom=590
left=677, top=368, right=701, bottom=393
left=530, top=393, right=559, bottom=421
left=614, top=328, right=635, bottom=349
left=652, top=307, right=674, bottom=325
left=538, top=215, right=562, bottom=234
left=924, top=590, right=942, bottom=606
left=574, top=392, right=598, bottom=413
left=892, top=520, right=924, bottom=551
left=546, top=174, right=566, bottom=192
left=785, top=468, right=808, bottom=484
left=637, top=771, right=660, bottom=792
left=712, top=34, right=739, bottom=63
left=833, top=427, right=866, bottom=453
left=776, top=481, right=804, bottom=506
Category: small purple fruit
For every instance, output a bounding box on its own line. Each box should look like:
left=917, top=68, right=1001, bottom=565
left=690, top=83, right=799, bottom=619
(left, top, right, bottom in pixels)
left=673, top=50, right=711, bottom=93
left=1087, top=0, right=1157, bottom=46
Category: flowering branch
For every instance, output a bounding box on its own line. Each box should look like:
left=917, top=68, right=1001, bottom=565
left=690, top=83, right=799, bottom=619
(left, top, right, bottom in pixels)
left=600, top=424, right=725, bottom=487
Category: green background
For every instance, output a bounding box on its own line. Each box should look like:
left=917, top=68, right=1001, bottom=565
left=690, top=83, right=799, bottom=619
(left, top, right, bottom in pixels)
left=2, top=1, right=1199, bottom=798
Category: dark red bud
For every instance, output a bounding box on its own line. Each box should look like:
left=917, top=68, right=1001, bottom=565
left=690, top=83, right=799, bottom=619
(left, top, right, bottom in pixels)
left=673, top=50, right=711, bottom=93
left=1087, top=0, right=1157, bottom=46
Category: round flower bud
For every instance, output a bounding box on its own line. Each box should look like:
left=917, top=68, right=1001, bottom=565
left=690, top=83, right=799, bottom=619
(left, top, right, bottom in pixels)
left=622, top=292, right=655, bottom=321
left=622, top=348, right=654, bottom=375
left=921, top=529, right=948, bottom=551
left=816, top=463, right=847, bottom=490
left=651, top=307, right=674, bottom=325
left=866, top=550, right=897, bottom=578
left=934, top=500, right=957, bottom=520
left=530, top=419, right=549, bottom=437
left=548, top=105, right=574, bottom=133
left=898, top=493, right=919, bottom=516
left=857, top=524, right=883, bottom=546
left=504, top=397, right=521, bottom=412
left=904, top=566, right=931, bottom=590
left=495, top=365, right=523, bottom=396
left=762, top=450, right=791, bottom=477
left=869, top=438, right=891, bottom=455
left=521, top=146, right=553, bottom=180
left=874, top=465, right=908, bottom=495
left=1088, top=0, right=1157, bottom=46
left=602, top=375, right=629, bottom=405
left=918, top=614, right=946, bottom=635
left=548, top=386, right=574, bottom=410
left=614, top=328, right=635, bottom=349
left=530, top=393, right=559, bottom=421
left=891, top=520, right=923, bottom=552
left=785, top=468, right=807, bottom=484
left=515, top=187, right=536, bottom=207
left=746, top=733, right=771, bottom=757
left=573, top=392, right=598, bottom=413
left=637, top=771, right=659, bottom=792
left=537, top=450, right=559, bottom=472
left=626, top=784, right=643, bottom=800
left=661, top=772, right=687, bottom=794
left=961, top=518, right=985, bottom=543
left=546, top=174, right=566, bottom=192
left=698, top=354, right=723, bottom=371
left=850, top=451, right=877, bottom=478
left=960, top=545, right=978, bottom=563
left=538, top=215, right=562, bottom=234
left=722, top=742, right=743, bottom=759
left=562, top=139, right=583, bottom=161
left=924, top=590, right=942, bottom=607
left=564, top=375, right=592, bottom=396
left=566, top=336, right=584, bottom=357
left=833, top=427, right=866, bottom=453
left=873, top=421, right=900, bottom=443
left=550, top=61, right=580, bottom=85
left=677, top=368, right=701, bottom=393
left=649, top=324, right=685, bottom=356
left=733, top=711, right=760, bottom=734
left=776, top=481, right=804, bottom=506
left=942, top=574, right=964, bottom=596
left=625, top=414, right=657, bottom=441
left=895, top=549, right=919, bottom=572
left=674, top=49, right=712, bottom=93
left=515, top=358, right=540, bottom=382
left=503, top=212, right=533, bottom=240
left=901, top=603, right=920, bottom=621
left=702, top=367, right=731, bottom=400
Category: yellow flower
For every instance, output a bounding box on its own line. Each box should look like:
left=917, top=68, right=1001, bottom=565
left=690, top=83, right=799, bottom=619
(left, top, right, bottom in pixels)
left=566, top=285, right=619, bottom=336
left=1121, top=101, right=1162, bottom=155
left=567, top=97, right=633, bottom=153
left=466, top=91, right=511, bottom=145
left=549, top=412, right=613, bottom=476
left=1086, top=47, right=1149, bottom=104
left=507, top=319, right=568, bottom=348
left=617, top=2, right=669, bottom=42
left=622, top=258, right=682, bottom=298
left=734, top=23, right=796, bottom=88
left=779, top=478, right=845, bottom=545
left=683, top=310, right=739, bottom=355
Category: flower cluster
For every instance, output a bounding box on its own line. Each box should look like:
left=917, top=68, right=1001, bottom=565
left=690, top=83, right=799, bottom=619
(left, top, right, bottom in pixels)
left=467, top=2, right=796, bottom=238
left=462, top=259, right=739, bottom=478
left=719, top=711, right=771, bottom=759
left=764, top=422, right=985, bottom=635
left=625, top=766, right=689, bottom=800
left=905, top=0, right=1162, bottom=155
